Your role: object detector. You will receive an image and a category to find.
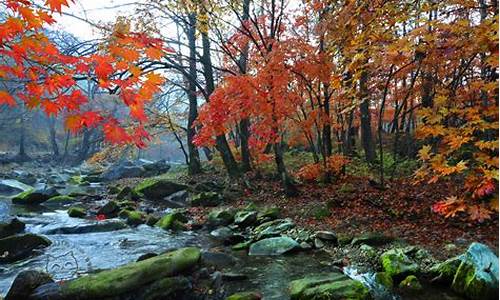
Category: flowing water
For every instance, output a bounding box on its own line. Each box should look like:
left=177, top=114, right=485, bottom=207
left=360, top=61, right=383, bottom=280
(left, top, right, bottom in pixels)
left=0, top=195, right=463, bottom=299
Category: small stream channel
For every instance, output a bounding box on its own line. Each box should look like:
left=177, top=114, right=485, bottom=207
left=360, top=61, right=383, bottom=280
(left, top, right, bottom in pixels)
left=0, top=195, right=464, bottom=300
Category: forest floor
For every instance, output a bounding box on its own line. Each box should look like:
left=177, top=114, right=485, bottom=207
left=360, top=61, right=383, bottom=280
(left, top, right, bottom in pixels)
left=178, top=154, right=498, bottom=261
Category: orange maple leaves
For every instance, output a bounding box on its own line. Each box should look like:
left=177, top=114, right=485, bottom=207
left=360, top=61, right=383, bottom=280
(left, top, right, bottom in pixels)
left=0, top=0, right=169, bottom=147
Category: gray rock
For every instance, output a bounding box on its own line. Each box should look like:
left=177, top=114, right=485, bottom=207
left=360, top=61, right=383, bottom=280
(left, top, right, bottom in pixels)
left=210, top=227, right=245, bottom=245
left=134, top=178, right=187, bottom=200
left=207, top=209, right=235, bottom=227
left=253, top=218, right=295, bottom=239
left=249, top=237, right=299, bottom=256
left=163, top=190, right=188, bottom=208
left=5, top=270, right=53, bottom=300
left=101, top=162, right=144, bottom=181
left=315, top=231, right=337, bottom=243
left=0, top=179, right=32, bottom=195
left=0, top=218, right=25, bottom=239
left=451, top=242, right=498, bottom=300
left=234, top=210, right=258, bottom=228
left=0, top=233, right=52, bottom=263
left=314, top=238, right=325, bottom=249
left=12, top=186, right=59, bottom=205
left=44, top=220, right=127, bottom=234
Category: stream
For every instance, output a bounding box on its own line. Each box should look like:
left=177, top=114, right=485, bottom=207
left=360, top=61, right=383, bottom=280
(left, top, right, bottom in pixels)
left=0, top=181, right=465, bottom=300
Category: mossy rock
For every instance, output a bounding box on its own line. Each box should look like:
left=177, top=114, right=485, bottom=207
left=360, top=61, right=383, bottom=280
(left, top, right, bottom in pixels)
left=289, top=272, right=370, bottom=300
left=398, top=275, right=422, bottom=292
left=234, top=210, right=258, bottom=228
left=257, top=207, right=280, bottom=222
left=207, top=208, right=235, bottom=227
left=375, top=272, right=393, bottom=289
left=428, top=256, right=463, bottom=283
left=97, top=201, right=120, bottom=217
left=119, top=210, right=145, bottom=226
left=145, top=215, right=160, bottom=226
left=380, top=249, right=419, bottom=282
left=232, top=240, right=252, bottom=251
left=59, top=247, right=200, bottom=299
left=155, top=212, right=188, bottom=230
left=226, top=291, right=262, bottom=300
left=450, top=242, right=499, bottom=300
left=12, top=188, right=59, bottom=205
left=116, top=186, right=139, bottom=200
left=339, top=183, right=355, bottom=194
left=117, top=200, right=136, bottom=211
left=107, top=185, right=121, bottom=194
left=351, top=232, right=393, bottom=246
left=190, top=192, right=223, bottom=207
left=44, top=195, right=75, bottom=207
left=0, top=234, right=52, bottom=263
left=67, top=207, right=86, bottom=218
left=133, top=179, right=186, bottom=200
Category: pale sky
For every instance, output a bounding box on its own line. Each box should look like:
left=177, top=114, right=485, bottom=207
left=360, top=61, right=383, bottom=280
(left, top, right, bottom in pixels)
left=53, top=0, right=137, bottom=39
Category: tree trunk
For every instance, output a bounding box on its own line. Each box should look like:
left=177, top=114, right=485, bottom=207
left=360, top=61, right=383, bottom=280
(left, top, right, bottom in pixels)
left=273, top=141, right=298, bottom=196
left=18, top=114, right=27, bottom=159
left=238, top=0, right=252, bottom=172
left=48, top=117, right=59, bottom=157
left=201, top=29, right=239, bottom=178
left=359, top=70, right=376, bottom=163
left=186, top=13, right=202, bottom=175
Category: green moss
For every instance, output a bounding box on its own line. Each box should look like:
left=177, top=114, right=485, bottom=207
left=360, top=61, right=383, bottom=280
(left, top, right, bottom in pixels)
left=68, top=207, right=86, bottom=218
left=45, top=195, right=75, bottom=205
left=119, top=210, right=145, bottom=226
left=289, top=273, right=370, bottom=300
left=380, top=249, right=419, bottom=281
left=226, top=291, right=262, bottom=300
left=207, top=209, right=235, bottom=226
left=12, top=189, right=34, bottom=202
left=155, top=212, right=187, bottom=230
left=61, top=247, right=201, bottom=299
left=232, top=241, right=252, bottom=251
left=398, top=275, right=422, bottom=292
left=339, top=183, right=355, bottom=194
left=375, top=272, right=393, bottom=289
left=429, top=256, right=463, bottom=283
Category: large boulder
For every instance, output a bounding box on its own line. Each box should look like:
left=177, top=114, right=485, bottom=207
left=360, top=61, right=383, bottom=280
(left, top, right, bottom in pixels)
left=5, top=270, right=53, bottom=300
left=0, top=217, right=25, bottom=238
left=141, top=159, right=171, bottom=176
left=0, top=179, right=33, bottom=195
left=97, top=200, right=120, bottom=217
left=133, top=178, right=187, bottom=200
left=119, top=209, right=146, bottom=226
left=139, top=276, right=190, bottom=299
left=10, top=170, right=37, bottom=185
left=248, top=237, right=300, bottom=256
left=289, top=272, right=370, bottom=300
left=380, top=248, right=419, bottom=281
left=100, top=161, right=145, bottom=181
left=0, top=233, right=52, bottom=263
left=446, top=242, right=498, bottom=300
left=163, top=190, right=189, bottom=208
left=33, top=247, right=200, bottom=299
left=12, top=187, right=59, bottom=205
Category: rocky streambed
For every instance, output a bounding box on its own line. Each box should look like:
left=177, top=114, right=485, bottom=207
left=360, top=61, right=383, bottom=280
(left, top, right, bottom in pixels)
left=0, top=161, right=498, bottom=300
